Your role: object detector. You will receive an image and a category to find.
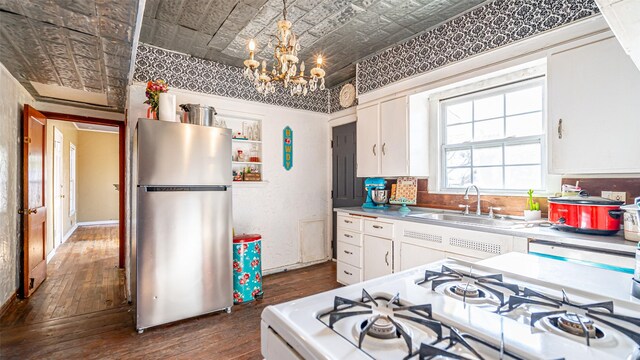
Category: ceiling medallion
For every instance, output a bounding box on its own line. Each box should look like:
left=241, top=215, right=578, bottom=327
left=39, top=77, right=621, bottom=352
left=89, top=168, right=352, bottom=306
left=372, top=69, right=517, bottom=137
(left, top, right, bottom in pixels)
left=339, top=83, right=356, bottom=108
left=243, top=0, right=326, bottom=96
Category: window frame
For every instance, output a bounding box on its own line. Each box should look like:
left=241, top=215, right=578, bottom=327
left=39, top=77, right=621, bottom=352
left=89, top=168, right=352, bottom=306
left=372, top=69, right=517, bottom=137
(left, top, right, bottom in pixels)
left=438, top=76, right=547, bottom=194
left=69, top=143, right=76, bottom=216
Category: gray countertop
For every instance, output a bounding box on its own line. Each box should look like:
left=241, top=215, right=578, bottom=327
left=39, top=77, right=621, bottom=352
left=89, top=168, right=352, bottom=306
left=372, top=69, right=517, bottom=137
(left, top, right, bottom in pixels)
left=335, top=206, right=637, bottom=254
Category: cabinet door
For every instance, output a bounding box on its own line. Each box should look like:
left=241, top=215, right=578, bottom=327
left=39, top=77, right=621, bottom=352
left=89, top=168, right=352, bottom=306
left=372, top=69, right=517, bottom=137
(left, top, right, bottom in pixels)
left=548, top=37, right=640, bottom=173
left=356, top=104, right=380, bottom=177
left=380, top=97, right=408, bottom=176
left=400, top=242, right=445, bottom=271
left=363, top=235, right=393, bottom=280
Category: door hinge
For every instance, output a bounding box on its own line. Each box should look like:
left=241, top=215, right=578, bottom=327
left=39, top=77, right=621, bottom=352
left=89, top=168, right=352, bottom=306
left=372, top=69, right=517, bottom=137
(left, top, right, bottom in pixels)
left=24, top=137, right=31, bottom=144
left=330, top=140, right=333, bottom=148
left=29, top=278, right=34, bottom=289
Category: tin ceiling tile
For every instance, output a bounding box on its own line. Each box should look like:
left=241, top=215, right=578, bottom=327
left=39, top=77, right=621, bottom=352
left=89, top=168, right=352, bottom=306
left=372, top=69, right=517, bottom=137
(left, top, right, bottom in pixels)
left=59, top=8, right=100, bottom=35
left=101, top=38, right=131, bottom=58
left=57, top=0, right=97, bottom=16
left=177, top=0, right=214, bottom=30
left=71, top=40, right=100, bottom=59
left=99, top=17, right=133, bottom=42
left=155, top=0, right=186, bottom=23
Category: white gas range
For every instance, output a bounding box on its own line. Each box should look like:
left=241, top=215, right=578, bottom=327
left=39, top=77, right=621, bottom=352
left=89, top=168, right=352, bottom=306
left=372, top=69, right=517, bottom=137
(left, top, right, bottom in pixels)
left=261, top=253, right=640, bottom=359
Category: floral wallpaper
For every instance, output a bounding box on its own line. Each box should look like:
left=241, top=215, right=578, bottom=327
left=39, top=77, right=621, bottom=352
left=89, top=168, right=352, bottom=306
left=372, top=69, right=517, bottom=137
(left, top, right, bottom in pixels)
left=356, top=0, right=601, bottom=94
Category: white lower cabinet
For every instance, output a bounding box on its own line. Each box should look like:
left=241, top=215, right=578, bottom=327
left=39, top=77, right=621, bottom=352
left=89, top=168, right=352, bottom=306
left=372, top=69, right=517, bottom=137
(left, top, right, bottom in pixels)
left=337, top=261, right=362, bottom=285
left=400, top=242, right=445, bottom=271
left=336, top=214, right=364, bottom=285
left=363, top=235, right=393, bottom=281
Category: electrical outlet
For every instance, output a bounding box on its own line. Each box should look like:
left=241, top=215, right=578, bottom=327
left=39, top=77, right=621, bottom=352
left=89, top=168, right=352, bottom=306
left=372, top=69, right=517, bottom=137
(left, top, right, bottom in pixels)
left=601, top=191, right=626, bottom=203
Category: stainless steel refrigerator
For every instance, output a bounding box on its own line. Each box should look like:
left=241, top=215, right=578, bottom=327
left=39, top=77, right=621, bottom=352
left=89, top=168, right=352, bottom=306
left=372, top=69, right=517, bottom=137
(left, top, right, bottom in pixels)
left=132, top=118, right=233, bottom=332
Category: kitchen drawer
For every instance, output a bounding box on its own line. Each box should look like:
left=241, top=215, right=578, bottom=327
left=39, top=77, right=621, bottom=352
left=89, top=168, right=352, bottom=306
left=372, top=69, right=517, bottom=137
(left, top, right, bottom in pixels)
left=364, top=219, right=394, bottom=239
left=337, top=214, right=363, bottom=232
left=337, top=241, right=362, bottom=268
left=337, top=261, right=362, bottom=285
left=337, top=228, right=362, bottom=247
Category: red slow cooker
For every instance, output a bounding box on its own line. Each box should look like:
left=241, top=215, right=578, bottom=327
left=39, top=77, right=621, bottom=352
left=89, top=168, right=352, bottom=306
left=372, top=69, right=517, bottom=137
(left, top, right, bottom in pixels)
left=548, top=193, right=624, bottom=235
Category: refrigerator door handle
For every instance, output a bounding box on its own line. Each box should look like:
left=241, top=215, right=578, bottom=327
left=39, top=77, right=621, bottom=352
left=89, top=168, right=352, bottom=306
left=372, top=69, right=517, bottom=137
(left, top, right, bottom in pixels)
left=140, top=185, right=230, bottom=192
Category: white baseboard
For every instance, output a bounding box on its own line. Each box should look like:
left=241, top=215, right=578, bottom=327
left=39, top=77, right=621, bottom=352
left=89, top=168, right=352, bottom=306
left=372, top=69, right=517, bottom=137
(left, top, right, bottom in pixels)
left=262, top=257, right=331, bottom=276
left=77, top=220, right=119, bottom=226
left=46, top=247, right=56, bottom=263
left=63, top=223, right=78, bottom=244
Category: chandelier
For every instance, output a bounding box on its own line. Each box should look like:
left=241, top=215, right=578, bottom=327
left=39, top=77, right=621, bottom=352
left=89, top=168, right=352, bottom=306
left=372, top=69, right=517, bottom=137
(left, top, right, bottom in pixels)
left=242, top=0, right=326, bottom=96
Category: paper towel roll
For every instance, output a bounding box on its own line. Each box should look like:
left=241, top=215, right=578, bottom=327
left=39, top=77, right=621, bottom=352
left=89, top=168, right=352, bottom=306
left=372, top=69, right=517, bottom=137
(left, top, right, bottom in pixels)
left=158, top=93, right=176, bottom=122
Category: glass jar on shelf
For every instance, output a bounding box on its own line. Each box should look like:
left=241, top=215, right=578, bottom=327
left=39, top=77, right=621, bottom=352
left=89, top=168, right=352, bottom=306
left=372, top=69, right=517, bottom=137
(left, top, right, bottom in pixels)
left=249, top=144, right=260, bottom=163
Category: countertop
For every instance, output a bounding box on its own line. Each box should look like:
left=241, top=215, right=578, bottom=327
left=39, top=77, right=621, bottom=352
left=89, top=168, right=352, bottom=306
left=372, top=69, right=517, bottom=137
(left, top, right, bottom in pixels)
left=479, top=252, right=640, bottom=304
left=335, top=206, right=637, bottom=254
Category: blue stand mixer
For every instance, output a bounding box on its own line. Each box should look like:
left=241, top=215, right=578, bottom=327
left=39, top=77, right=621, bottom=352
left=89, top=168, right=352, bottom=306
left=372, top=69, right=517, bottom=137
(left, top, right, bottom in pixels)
left=363, top=178, right=389, bottom=209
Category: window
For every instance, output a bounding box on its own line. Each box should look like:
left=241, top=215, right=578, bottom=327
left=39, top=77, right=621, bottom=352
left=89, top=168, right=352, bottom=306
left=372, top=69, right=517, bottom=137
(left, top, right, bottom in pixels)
left=440, top=77, right=545, bottom=192
left=69, top=143, right=76, bottom=215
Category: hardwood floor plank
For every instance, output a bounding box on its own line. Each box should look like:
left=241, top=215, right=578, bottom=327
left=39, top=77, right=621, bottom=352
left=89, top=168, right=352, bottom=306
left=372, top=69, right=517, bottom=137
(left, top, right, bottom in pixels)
left=0, top=225, right=340, bottom=359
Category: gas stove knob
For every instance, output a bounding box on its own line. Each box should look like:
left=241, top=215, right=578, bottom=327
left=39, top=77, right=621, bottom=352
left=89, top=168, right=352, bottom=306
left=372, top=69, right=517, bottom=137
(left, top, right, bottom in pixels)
left=558, top=217, right=566, bottom=224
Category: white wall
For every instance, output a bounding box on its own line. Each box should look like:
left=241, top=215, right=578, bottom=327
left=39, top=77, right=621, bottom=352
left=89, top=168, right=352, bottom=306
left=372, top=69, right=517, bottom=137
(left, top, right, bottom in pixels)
left=126, top=84, right=330, bottom=272
left=0, top=63, right=34, bottom=306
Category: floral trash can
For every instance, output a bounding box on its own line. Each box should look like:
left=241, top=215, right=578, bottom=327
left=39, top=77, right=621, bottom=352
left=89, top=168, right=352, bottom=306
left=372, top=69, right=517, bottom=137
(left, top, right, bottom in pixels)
left=232, top=234, right=263, bottom=304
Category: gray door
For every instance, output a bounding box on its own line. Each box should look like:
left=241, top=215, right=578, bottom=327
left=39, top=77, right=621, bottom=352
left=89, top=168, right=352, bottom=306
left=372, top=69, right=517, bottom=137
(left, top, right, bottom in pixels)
left=332, top=122, right=364, bottom=259
left=136, top=186, right=232, bottom=330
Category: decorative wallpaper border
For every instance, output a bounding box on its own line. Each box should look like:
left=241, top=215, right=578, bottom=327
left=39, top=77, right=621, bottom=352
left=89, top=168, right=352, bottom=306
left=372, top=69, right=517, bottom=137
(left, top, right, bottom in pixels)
left=356, top=0, right=601, bottom=94
left=328, top=77, right=358, bottom=114
left=133, top=44, right=329, bottom=113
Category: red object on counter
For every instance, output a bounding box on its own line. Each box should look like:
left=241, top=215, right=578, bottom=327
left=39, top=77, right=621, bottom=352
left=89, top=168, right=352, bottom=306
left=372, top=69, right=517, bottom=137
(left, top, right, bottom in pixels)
left=548, top=193, right=624, bottom=235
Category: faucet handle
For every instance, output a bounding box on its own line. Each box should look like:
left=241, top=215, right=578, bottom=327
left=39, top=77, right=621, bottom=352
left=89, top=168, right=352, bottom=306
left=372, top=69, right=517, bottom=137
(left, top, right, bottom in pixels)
left=458, top=204, right=470, bottom=215
left=488, top=206, right=502, bottom=218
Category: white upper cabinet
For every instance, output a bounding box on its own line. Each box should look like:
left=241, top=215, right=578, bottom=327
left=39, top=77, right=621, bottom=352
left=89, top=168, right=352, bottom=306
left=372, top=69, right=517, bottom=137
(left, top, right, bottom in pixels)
left=356, top=103, right=380, bottom=177
left=356, top=95, right=429, bottom=177
left=547, top=36, right=640, bottom=174
left=380, top=97, right=409, bottom=176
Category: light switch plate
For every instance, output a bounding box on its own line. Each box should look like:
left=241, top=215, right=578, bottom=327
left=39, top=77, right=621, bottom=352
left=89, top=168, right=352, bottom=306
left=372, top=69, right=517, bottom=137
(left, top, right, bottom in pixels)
left=601, top=191, right=626, bottom=203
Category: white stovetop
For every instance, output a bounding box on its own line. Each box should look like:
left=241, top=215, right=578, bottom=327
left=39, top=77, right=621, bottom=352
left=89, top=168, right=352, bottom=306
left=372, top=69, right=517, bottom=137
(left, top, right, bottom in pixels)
left=262, top=254, right=640, bottom=360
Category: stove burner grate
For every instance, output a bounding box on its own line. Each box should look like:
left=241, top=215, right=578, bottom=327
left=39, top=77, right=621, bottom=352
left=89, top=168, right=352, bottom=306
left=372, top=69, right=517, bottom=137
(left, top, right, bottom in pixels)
left=554, top=313, right=601, bottom=339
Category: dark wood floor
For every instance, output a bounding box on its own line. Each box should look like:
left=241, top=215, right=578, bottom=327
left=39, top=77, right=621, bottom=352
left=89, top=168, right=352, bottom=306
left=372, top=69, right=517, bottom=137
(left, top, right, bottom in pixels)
left=0, top=226, right=340, bottom=359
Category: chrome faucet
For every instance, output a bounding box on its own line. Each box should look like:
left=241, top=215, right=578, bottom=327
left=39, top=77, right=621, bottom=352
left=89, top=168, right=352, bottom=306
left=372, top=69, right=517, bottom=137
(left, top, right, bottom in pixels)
left=463, top=185, right=481, bottom=215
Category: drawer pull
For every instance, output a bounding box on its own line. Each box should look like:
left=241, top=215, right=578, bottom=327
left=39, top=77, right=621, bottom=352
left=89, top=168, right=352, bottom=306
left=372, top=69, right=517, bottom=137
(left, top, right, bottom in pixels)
left=385, top=251, right=389, bottom=266
left=343, top=250, right=353, bottom=255
left=344, top=234, right=353, bottom=238
left=372, top=225, right=383, bottom=229
left=343, top=270, right=353, bottom=276
left=344, top=220, right=353, bottom=224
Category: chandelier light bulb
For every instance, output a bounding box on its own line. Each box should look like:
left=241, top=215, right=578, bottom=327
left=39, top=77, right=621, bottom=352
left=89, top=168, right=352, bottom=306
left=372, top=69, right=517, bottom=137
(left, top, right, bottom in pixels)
left=248, top=39, right=256, bottom=52
left=316, top=55, right=323, bottom=66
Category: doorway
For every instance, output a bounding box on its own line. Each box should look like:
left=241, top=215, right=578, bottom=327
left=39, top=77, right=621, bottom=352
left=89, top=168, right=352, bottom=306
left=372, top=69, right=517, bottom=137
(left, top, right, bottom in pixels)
left=21, top=106, right=126, bottom=299
left=53, top=128, right=64, bottom=248
left=331, top=122, right=364, bottom=259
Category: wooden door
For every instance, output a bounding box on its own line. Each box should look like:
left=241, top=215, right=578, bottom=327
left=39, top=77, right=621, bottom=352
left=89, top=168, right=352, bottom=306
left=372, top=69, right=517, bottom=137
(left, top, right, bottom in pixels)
left=53, top=128, right=63, bottom=247
left=22, top=105, right=47, bottom=298
left=363, top=235, right=392, bottom=281
left=356, top=104, right=379, bottom=177
left=380, top=96, right=408, bottom=176
left=332, top=122, right=364, bottom=259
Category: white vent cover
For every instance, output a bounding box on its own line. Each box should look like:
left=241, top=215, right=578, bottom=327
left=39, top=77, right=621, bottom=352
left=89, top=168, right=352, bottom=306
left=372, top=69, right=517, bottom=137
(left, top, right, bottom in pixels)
left=449, top=237, right=501, bottom=254
left=404, top=230, right=442, bottom=243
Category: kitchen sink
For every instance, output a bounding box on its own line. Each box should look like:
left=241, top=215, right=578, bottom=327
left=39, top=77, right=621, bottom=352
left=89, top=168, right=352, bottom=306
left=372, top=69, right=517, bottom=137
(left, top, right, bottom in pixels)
left=408, top=212, right=523, bottom=228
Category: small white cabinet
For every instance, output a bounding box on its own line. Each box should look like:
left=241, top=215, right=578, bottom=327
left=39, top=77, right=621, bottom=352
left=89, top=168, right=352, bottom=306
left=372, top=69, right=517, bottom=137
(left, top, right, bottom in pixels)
left=356, top=95, right=428, bottom=177
left=363, top=235, right=393, bottom=281
left=547, top=36, right=640, bottom=174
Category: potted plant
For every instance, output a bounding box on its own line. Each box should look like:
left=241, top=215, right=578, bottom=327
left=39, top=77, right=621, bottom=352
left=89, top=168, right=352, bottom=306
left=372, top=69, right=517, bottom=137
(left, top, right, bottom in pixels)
left=144, top=79, right=168, bottom=119
left=524, top=189, right=541, bottom=221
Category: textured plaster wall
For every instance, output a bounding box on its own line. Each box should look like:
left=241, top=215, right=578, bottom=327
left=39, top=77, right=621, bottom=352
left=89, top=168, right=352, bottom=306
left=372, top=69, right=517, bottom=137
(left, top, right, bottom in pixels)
left=127, top=84, right=329, bottom=279
left=0, top=63, right=34, bottom=305
left=45, top=120, right=78, bottom=255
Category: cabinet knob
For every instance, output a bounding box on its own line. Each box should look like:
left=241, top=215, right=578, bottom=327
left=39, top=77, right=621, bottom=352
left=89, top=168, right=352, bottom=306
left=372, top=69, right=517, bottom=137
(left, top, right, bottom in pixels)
left=344, top=233, right=353, bottom=238
left=372, top=225, right=383, bottom=229
left=343, top=270, right=352, bottom=276
left=344, top=219, right=352, bottom=224
left=343, top=250, right=353, bottom=255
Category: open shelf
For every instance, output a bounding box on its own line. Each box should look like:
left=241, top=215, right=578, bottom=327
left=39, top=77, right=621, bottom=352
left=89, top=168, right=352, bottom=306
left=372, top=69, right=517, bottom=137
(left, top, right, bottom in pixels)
left=232, top=139, right=262, bottom=144
left=233, top=161, right=262, bottom=165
